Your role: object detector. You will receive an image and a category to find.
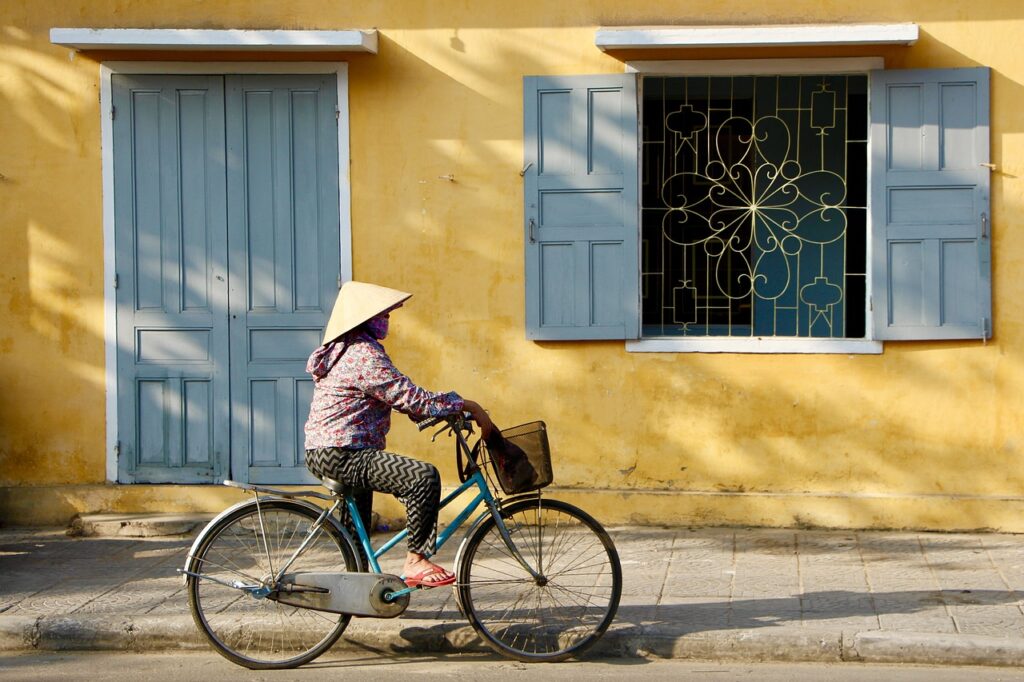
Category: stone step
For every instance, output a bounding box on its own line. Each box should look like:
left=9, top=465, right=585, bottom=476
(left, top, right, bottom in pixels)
left=68, top=513, right=215, bottom=538
left=66, top=511, right=403, bottom=538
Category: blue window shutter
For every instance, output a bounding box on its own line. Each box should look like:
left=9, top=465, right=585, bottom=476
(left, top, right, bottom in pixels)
left=523, top=75, right=640, bottom=340
left=870, top=68, right=991, bottom=340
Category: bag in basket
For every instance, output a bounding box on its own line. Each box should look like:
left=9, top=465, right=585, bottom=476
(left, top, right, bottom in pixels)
left=484, top=421, right=553, bottom=495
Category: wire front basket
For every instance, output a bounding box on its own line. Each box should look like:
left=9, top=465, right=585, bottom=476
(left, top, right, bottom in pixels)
left=482, top=421, right=553, bottom=495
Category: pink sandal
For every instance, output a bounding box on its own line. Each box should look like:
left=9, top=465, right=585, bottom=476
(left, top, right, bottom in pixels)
left=404, top=566, right=456, bottom=588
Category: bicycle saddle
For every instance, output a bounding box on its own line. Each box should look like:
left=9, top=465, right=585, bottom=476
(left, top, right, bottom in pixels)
left=320, top=476, right=353, bottom=496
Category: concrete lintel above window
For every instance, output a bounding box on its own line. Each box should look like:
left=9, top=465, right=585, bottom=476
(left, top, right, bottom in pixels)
left=596, top=24, right=918, bottom=51
left=50, top=28, right=378, bottom=53
left=626, top=57, right=885, bottom=75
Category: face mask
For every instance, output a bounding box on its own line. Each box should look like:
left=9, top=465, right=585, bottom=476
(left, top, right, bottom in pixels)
left=366, top=314, right=389, bottom=340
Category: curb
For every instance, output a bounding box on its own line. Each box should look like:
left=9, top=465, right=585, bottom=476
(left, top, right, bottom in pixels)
left=615, top=627, right=843, bottom=662
left=845, top=630, right=1024, bottom=667
left=0, top=615, right=488, bottom=656
left=3, top=614, right=1024, bottom=667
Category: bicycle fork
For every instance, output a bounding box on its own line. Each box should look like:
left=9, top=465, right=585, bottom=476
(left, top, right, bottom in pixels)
left=446, top=426, right=546, bottom=585
left=484, top=494, right=547, bottom=584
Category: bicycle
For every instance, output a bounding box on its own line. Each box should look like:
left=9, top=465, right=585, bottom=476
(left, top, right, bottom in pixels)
left=179, top=413, right=622, bottom=669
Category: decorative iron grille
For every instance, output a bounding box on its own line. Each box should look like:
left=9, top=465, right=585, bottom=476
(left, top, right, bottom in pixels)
left=641, top=75, right=868, bottom=338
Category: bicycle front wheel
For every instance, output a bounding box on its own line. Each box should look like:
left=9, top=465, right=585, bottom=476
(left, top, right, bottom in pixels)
left=457, top=497, right=622, bottom=662
left=187, top=499, right=360, bottom=669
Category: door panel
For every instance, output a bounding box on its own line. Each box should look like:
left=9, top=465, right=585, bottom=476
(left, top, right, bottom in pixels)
left=114, top=72, right=341, bottom=484
left=112, top=75, right=230, bottom=483
left=226, top=75, right=341, bottom=484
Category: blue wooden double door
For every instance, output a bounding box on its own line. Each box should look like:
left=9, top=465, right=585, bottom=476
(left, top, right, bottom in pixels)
left=112, top=74, right=341, bottom=484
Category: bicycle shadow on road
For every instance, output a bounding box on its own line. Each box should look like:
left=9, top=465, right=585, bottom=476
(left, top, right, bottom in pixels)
left=613, top=588, right=1023, bottom=635
left=371, top=587, right=1023, bottom=656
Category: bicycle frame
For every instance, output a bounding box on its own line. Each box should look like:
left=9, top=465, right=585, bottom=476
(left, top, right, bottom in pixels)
left=343, top=421, right=544, bottom=600
left=184, top=414, right=622, bottom=667
left=187, top=417, right=543, bottom=603
left=349, top=469, right=489, bottom=574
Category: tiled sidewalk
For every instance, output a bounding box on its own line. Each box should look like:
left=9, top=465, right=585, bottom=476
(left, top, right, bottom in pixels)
left=2, top=526, right=1024, bottom=665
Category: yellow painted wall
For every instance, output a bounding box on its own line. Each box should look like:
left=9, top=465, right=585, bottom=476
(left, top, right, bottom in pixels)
left=2, top=1, right=1023, bottom=529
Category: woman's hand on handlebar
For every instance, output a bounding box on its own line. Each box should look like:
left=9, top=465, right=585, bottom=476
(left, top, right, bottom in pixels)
left=462, top=400, right=494, bottom=439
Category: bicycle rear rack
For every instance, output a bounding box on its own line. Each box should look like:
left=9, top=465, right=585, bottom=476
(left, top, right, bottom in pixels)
left=223, top=479, right=335, bottom=502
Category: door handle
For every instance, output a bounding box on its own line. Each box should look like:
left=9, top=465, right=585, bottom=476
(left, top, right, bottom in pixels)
left=528, top=218, right=537, bottom=244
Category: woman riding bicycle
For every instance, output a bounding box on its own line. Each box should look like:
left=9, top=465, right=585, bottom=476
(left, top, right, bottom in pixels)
left=303, top=280, right=494, bottom=588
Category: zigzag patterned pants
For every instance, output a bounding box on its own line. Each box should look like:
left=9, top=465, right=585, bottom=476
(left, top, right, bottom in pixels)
left=305, top=447, right=441, bottom=555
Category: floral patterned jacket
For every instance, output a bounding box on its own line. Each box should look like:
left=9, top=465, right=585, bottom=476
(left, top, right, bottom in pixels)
left=303, top=330, right=464, bottom=450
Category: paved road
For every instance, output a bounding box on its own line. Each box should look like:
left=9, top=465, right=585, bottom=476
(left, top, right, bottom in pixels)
left=2, top=652, right=1023, bottom=681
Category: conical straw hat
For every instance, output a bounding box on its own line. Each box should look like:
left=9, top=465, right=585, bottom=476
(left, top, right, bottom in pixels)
left=321, top=281, right=412, bottom=346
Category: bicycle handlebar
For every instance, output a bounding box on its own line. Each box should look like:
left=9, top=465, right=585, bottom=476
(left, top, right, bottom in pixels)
left=416, top=415, right=444, bottom=432
left=418, top=412, right=484, bottom=485
left=416, top=411, right=474, bottom=433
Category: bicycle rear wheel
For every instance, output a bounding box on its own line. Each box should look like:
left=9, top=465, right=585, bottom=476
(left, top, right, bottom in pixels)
left=456, top=497, right=622, bottom=662
left=187, top=499, right=359, bottom=669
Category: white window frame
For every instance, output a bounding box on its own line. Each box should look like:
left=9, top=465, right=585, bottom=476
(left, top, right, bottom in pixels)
left=625, top=57, right=885, bottom=354
left=98, top=61, right=354, bottom=481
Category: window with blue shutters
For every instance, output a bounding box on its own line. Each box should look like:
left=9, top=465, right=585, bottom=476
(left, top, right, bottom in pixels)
left=522, top=67, right=991, bottom=348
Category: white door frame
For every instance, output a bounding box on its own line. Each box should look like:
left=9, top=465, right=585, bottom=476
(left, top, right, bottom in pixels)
left=100, top=61, right=353, bottom=482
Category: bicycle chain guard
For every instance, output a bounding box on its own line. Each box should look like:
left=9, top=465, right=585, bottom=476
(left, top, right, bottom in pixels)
left=272, top=572, right=410, bottom=618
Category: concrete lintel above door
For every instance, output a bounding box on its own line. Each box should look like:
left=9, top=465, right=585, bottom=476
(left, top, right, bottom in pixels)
left=51, top=28, right=379, bottom=53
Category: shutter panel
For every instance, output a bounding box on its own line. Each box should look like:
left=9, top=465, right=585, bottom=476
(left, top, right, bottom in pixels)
left=523, top=75, right=640, bottom=340
left=870, top=68, right=991, bottom=340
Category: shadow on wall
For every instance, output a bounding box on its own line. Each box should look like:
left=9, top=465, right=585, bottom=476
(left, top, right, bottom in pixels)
left=1, top=6, right=1023, bottom=532
left=367, top=29, right=1024, bottom=532
left=0, top=24, right=108, bottom=485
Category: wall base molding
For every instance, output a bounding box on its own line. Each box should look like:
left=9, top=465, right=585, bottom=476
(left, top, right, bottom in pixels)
left=4, top=485, right=1024, bottom=532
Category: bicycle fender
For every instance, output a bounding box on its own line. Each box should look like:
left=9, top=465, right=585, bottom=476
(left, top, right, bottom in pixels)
left=452, top=508, right=490, bottom=617
left=452, top=508, right=493, bottom=578
left=182, top=497, right=361, bottom=583
left=497, top=492, right=546, bottom=507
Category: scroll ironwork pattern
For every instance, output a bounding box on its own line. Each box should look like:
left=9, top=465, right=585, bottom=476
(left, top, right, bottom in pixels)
left=641, top=75, right=868, bottom=338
